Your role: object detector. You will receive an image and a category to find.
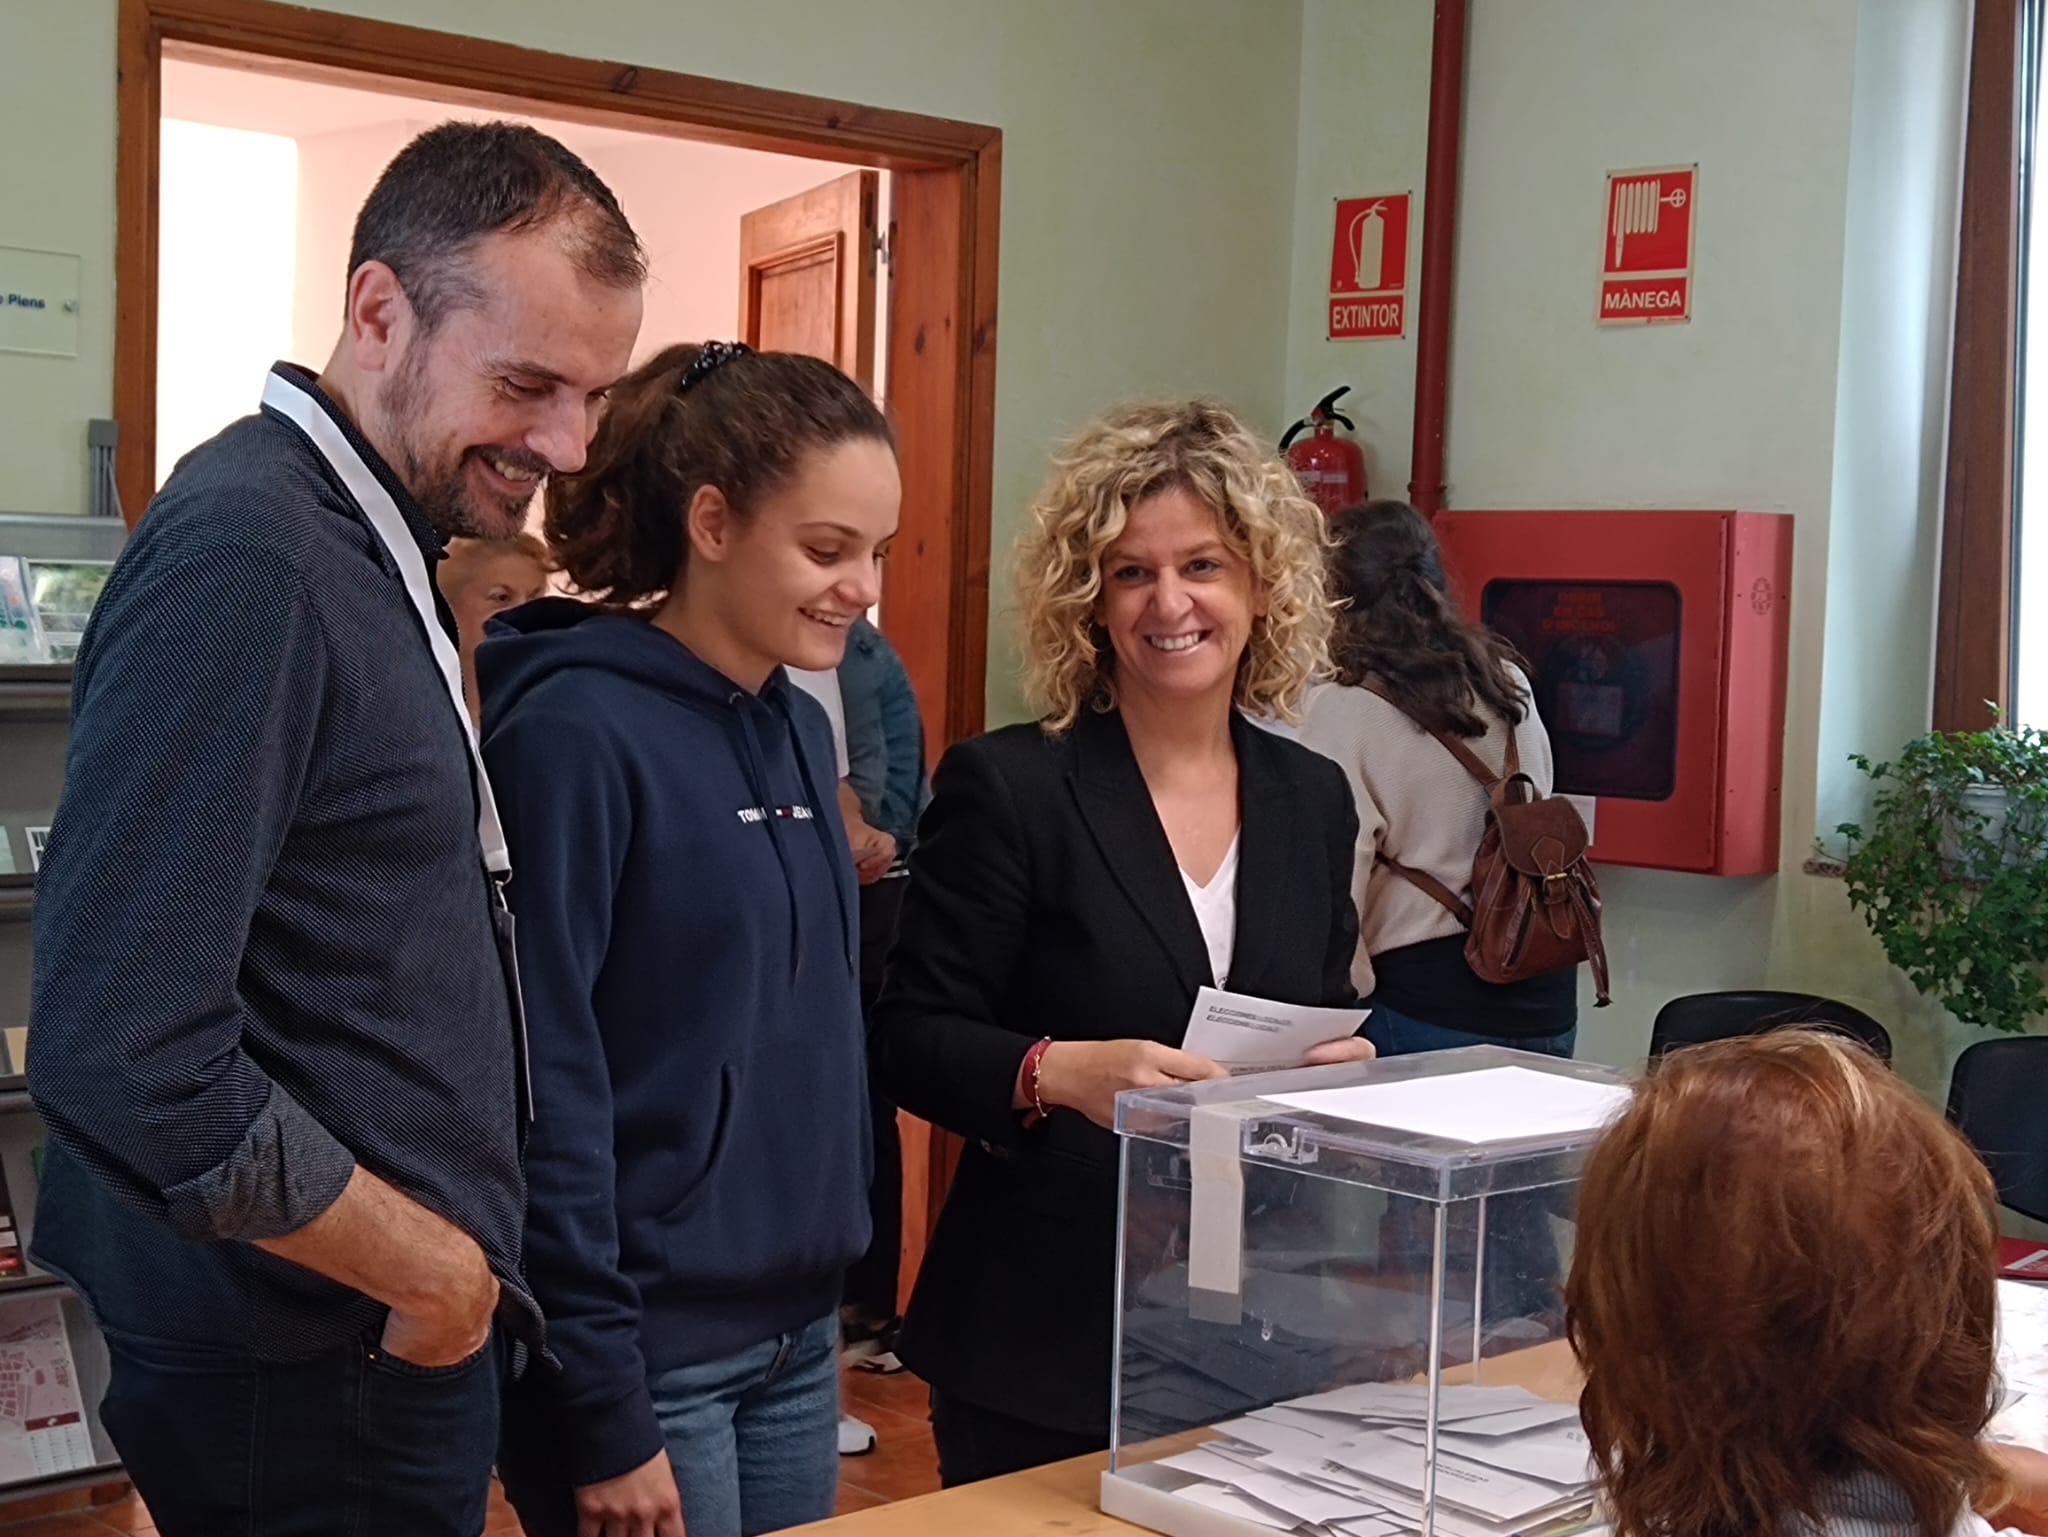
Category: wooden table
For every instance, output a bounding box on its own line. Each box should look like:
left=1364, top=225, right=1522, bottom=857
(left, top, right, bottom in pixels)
left=795, top=1448, right=1133, bottom=1536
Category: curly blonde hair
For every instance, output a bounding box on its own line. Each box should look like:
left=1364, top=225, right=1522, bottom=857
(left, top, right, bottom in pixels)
left=1013, top=399, right=1333, bottom=731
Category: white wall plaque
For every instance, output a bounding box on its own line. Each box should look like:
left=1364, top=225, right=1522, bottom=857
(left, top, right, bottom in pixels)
left=0, top=247, right=82, bottom=358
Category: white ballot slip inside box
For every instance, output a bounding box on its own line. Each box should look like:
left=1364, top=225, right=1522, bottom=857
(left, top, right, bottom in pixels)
left=1170, top=1484, right=1296, bottom=1530
left=1385, top=1420, right=1595, bottom=1486
left=1182, top=986, right=1368, bottom=1073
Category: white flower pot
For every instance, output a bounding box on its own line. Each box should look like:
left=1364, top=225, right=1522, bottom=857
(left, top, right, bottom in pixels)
left=1941, top=785, right=2024, bottom=870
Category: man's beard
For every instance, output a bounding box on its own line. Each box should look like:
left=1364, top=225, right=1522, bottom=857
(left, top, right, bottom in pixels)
left=382, top=349, right=546, bottom=541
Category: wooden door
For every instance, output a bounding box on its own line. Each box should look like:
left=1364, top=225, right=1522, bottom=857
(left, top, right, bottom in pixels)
left=738, top=170, right=878, bottom=386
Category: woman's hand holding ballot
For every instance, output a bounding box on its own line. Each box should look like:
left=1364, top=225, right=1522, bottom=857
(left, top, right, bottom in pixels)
left=1301, top=1035, right=1379, bottom=1068
left=1024, top=1040, right=1225, bottom=1129
left=1023, top=1032, right=1376, bottom=1130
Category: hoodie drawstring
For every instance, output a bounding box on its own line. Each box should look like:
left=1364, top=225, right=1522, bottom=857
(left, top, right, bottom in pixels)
left=732, top=694, right=807, bottom=977
left=771, top=691, right=860, bottom=976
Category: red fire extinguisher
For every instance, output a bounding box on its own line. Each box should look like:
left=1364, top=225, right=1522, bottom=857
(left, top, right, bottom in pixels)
left=1281, top=386, right=1367, bottom=515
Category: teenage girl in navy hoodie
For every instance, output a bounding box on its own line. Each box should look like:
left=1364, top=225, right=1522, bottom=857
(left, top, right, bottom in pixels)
left=482, top=342, right=897, bottom=1537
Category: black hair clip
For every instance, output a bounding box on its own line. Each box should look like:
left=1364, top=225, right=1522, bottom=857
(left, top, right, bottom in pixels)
left=679, top=340, right=753, bottom=393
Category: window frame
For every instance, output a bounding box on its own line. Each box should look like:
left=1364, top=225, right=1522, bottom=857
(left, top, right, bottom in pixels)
left=1938, top=0, right=2027, bottom=732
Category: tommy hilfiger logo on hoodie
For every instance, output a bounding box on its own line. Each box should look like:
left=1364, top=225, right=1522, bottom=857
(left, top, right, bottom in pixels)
left=736, top=805, right=817, bottom=824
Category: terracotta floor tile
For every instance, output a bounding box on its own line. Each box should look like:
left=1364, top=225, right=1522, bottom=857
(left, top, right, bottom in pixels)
left=0, top=1492, right=93, bottom=1527
left=81, top=1496, right=150, bottom=1532
left=833, top=1484, right=889, bottom=1516
left=844, top=1367, right=931, bottom=1422
left=0, top=1514, right=118, bottom=1537
left=836, top=1429, right=941, bottom=1504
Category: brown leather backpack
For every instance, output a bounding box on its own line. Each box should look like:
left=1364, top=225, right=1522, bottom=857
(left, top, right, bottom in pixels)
left=1361, top=681, right=1611, bottom=1006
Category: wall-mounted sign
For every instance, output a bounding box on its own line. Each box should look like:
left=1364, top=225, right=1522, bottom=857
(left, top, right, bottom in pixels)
left=0, top=247, right=82, bottom=358
left=1328, top=193, right=1411, bottom=341
left=1599, top=166, right=1696, bottom=326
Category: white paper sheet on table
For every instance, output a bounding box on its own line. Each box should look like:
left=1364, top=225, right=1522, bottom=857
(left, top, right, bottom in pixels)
left=1255, top=1450, right=1593, bottom=1537
left=1183, top=986, right=1369, bottom=1071
left=1273, top=1462, right=1587, bottom=1537
left=1288, top=1382, right=1555, bottom=1422
left=1174, top=1482, right=1298, bottom=1529
left=1440, top=1402, right=1584, bottom=1437
left=1332, top=1519, right=1403, bottom=1537
left=1998, top=1279, right=2048, bottom=1452
left=1326, top=1429, right=1579, bottom=1522
left=1266, top=1065, right=1632, bottom=1145
left=1232, top=1468, right=1388, bottom=1525
left=1384, top=1420, right=1595, bottom=1485
left=1158, top=1447, right=1265, bottom=1482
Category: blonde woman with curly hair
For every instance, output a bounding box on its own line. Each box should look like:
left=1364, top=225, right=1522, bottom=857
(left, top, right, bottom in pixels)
left=872, top=399, right=1374, bottom=1485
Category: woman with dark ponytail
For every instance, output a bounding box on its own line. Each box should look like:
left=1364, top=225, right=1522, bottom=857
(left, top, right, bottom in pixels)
left=1300, top=499, right=1579, bottom=1057
left=481, top=342, right=898, bottom=1537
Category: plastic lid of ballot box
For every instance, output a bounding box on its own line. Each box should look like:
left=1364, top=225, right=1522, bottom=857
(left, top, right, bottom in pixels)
left=1103, top=1045, right=1632, bottom=1537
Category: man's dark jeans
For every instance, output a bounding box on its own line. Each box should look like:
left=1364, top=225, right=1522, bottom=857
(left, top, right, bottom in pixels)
left=101, top=1325, right=504, bottom=1536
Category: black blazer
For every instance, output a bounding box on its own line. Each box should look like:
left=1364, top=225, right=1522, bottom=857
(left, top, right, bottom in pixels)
left=870, top=707, right=1360, bottom=1437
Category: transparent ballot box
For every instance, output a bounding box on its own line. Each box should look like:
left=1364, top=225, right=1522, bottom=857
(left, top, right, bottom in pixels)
left=1101, top=1046, right=1632, bottom=1537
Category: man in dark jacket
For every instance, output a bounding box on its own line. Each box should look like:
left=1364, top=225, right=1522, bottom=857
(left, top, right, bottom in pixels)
left=26, top=123, right=643, bottom=1535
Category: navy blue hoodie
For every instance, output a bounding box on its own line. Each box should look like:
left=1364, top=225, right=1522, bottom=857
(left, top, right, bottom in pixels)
left=479, top=599, right=872, bottom=1487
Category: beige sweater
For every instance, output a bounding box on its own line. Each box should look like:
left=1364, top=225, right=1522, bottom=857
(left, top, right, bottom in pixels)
left=1298, top=667, right=1555, bottom=997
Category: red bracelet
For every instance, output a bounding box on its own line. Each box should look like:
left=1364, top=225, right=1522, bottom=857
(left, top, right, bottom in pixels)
left=1020, top=1037, right=1053, bottom=1127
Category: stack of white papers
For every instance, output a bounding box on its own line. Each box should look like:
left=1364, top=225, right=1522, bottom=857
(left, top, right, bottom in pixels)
left=1141, top=1380, right=1605, bottom=1537
left=1990, top=1278, right=2048, bottom=1451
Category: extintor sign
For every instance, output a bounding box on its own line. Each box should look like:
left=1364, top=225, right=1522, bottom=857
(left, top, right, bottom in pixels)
left=1328, top=194, right=1410, bottom=340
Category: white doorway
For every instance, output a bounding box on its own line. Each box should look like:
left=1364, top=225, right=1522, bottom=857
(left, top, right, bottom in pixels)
left=155, top=56, right=889, bottom=491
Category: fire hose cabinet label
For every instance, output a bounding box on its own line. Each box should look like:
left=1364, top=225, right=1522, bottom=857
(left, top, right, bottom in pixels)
left=1600, top=165, right=1696, bottom=326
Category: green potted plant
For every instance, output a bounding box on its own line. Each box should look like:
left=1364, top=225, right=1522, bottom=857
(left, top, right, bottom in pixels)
left=1836, top=720, right=2048, bottom=1035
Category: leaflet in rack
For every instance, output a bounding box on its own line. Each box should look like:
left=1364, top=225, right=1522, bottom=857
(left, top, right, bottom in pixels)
left=0, top=1295, right=94, bottom=1486
left=1144, top=1381, right=1606, bottom=1537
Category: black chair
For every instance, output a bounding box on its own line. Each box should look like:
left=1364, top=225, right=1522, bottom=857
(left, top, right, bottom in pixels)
left=1647, top=990, right=1893, bottom=1063
left=1947, top=1037, right=2048, bottom=1223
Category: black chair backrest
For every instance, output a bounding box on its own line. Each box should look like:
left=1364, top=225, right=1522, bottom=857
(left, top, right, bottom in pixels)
left=1947, top=1037, right=2048, bottom=1223
left=1648, top=990, right=1894, bottom=1063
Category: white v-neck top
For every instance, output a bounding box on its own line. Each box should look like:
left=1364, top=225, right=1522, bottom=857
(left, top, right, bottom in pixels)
left=1180, top=833, right=1241, bottom=988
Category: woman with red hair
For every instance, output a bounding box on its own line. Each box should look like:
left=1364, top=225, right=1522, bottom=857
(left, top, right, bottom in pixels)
left=1566, top=1031, right=2047, bottom=1537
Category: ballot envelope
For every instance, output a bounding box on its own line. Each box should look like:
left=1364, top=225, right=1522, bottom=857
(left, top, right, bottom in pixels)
left=1102, top=1045, right=1633, bottom=1537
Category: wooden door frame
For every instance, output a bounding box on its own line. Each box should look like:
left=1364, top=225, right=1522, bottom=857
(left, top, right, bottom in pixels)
left=116, top=0, right=996, bottom=1301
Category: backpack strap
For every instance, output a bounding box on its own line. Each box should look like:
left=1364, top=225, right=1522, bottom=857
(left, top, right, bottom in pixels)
left=1374, top=852, right=1474, bottom=927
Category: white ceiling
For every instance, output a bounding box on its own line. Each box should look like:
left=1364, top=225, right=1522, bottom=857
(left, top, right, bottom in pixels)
left=161, top=57, right=654, bottom=151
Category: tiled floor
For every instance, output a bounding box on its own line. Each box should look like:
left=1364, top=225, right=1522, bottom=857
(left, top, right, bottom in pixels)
left=0, top=1366, right=941, bottom=1536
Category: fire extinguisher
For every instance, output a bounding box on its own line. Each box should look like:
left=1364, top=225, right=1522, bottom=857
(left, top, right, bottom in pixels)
left=1280, top=386, right=1367, bottom=515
